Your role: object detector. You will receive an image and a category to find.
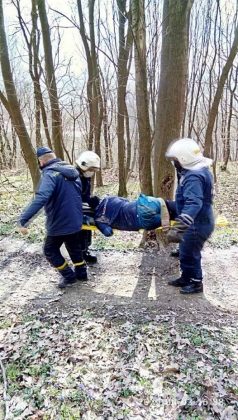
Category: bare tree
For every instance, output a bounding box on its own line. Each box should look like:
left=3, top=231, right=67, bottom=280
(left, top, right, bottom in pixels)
left=154, top=0, right=194, bottom=198
left=204, top=24, right=238, bottom=157
left=131, top=0, right=153, bottom=195
left=0, top=0, right=40, bottom=188
left=221, top=67, right=238, bottom=170
left=77, top=0, right=103, bottom=186
left=37, top=0, right=64, bottom=158
left=117, top=0, right=133, bottom=196
left=13, top=0, right=53, bottom=149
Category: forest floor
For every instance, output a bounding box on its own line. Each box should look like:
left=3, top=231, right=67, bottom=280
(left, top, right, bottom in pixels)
left=0, top=164, right=238, bottom=419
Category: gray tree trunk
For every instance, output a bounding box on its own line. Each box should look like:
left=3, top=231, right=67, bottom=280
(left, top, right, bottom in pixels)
left=117, top=0, right=133, bottom=196
left=153, top=0, right=193, bottom=198
left=204, top=25, right=238, bottom=158
left=132, top=0, right=153, bottom=195
left=37, top=0, right=64, bottom=159
left=0, top=0, right=40, bottom=188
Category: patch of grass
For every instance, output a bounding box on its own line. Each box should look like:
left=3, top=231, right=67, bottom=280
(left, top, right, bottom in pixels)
left=0, top=221, right=16, bottom=236
left=22, top=387, right=45, bottom=409
left=93, top=236, right=138, bottom=251
left=209, top=227, right=238, bottom=248
left=7, top=363, right=22, bottom=382
left=95, top=178, right=140, bottom=199
left=0, top=319, right=12, bottom=329
left=119, top=387, right=134, bottom=398
left=25, top=363, right=51, bottom=377
left=60, top=404, right=80, bottom=419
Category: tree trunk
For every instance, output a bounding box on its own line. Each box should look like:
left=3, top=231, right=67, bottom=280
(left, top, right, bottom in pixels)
left=100, top=69, right=111, bottom=168
left=221, top=67, right=238, bottom=170
left=132, top=0, right=153, bottom=195
left=89, top=0, right=103, bottom=187
left=0, top=0, right=40, bottom=188
left=117, top=0, right=133, bottom=196
left=77, top=0, right=94, bottom=150
left=154, top=0, right=193, bottom=198
left=204, top=25, right=238, bottom=157
left=31, top=0, right=43, bottom=147
left=77, top=0, right=103, bottom=186
left=125, top=103, right=131, bottom=178
left=0, top=125, right=6, bottom=169
left=37, top=0, right=64, bottom=159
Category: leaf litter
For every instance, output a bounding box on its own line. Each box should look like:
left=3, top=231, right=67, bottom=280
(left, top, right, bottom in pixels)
left=0, top=307, right=238, bottom=419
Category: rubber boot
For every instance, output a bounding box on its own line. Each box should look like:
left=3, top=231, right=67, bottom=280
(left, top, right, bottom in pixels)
left=83, top=251, right=97, bottom=264
left=180, top=280, right=203, bottom=294
left=57, top=264, right=77, bottom=289
left=74, top=262, right=88, bottom=281
left=168, top=276, right=190, bottom=287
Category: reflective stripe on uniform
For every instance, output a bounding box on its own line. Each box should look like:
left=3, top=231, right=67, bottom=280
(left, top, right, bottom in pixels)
left=73, top=261, right=85, bottom=267
left=56, top=261, right=68, bottom=270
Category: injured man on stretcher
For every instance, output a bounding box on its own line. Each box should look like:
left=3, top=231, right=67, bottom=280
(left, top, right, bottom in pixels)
left=83, top=194, right=175, bottom=236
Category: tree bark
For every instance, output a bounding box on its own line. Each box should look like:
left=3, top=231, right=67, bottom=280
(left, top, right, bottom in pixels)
left=154, top=0, right=193, bottom=198
left=0, top=0, right=40, bottom=188
left=204, top=24, right=238, bottom=157
left=132, top=0, right=153, bottom=195
left=37, top=0, right=64, bottom=158
left=117, top=0, right=133, bottom=196
left=221, top=67, right=238, bottom=170
left=89, top=0, right=103, bottom=187
left=77, top=0, right=103, bottom=186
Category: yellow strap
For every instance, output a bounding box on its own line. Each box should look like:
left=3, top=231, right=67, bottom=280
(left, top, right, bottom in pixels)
left=74, top=261, right=85, bottom=267
left=82, top=224, right=98, bottom=231
left=56, top=261, right=68, bottom=270
left=82, top=216, right=230, bottom=233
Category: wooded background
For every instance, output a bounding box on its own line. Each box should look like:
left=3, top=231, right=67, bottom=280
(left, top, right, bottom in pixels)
left=0, top=0, right=237, bottom=197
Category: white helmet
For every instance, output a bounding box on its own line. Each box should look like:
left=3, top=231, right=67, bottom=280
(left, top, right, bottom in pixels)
left=165, top=138, right=212, bottom=170
left=75, top=151, right=101, bottom=171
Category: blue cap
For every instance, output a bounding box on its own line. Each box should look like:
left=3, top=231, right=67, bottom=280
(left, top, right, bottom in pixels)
left=36, top=146, right=53, bottom=158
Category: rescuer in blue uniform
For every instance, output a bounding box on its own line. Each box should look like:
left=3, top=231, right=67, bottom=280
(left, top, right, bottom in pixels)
left=19, top=147, right=87, bottom=288
left=165, top=138, right=215, bottom=294
left=75, top=151, right=101, bottom=263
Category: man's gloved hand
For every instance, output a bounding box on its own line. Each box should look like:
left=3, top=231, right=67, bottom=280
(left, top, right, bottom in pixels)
left=167, top=217, right=190, bottom=243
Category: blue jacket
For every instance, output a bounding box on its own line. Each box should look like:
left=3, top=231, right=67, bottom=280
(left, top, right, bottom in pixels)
left=94, top=196, right=140, bottom=235
left=20, top=159, right=83, bottom=236
left=80, top=175, right=91, bottom=203
left=176, top=167, right=214, bottom=226
left=78, top=172, right=100, bottom=209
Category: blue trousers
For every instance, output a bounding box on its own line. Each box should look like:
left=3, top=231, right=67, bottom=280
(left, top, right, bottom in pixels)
left=179, top=223, right=214, bottom=280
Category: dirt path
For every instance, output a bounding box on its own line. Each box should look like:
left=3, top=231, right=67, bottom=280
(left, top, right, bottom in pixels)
left=0, top=237, right=237, bottom=324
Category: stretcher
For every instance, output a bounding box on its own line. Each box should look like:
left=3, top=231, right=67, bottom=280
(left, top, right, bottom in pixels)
left=82, top=214, right=229, bottom=232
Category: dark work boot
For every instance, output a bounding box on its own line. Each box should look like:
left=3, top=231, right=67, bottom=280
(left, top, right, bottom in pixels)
left=168, top=277, right=190, bottom=287
left=180, top=280, right=203, bottom=294
left=83, top=251, right=97, bottom=264
left=75, top=263, right=88, bottom=281
left=57, top=265, right=77, bottom=289
left=58, top=277, right=77, bottom=289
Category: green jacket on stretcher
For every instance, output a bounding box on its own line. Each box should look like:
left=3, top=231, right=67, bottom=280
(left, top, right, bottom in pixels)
left=83, top=194, right=172, bottom=236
